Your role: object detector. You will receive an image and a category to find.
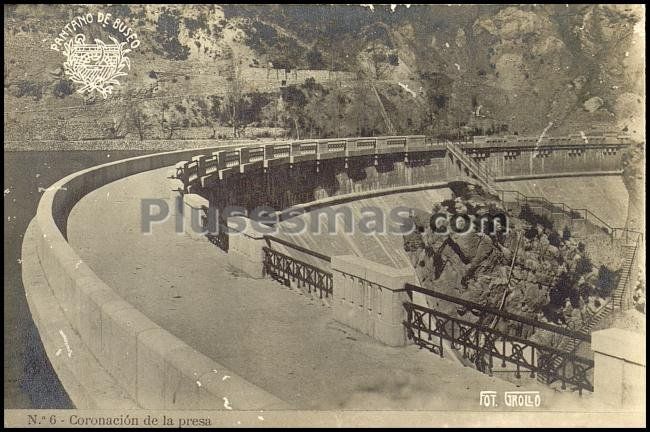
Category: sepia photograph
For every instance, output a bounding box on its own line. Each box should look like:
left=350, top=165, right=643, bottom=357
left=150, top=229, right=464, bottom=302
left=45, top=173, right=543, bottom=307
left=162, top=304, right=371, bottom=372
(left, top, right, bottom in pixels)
left=4, top=3, right=646, bottom=428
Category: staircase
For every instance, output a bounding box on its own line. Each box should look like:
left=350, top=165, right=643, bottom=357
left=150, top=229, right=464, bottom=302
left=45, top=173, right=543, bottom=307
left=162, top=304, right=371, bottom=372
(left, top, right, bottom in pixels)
left=535, top=299, right=612, bottom=386
left=536, top=241, right=640, bottom=387
left=613, top=244, right=639, bottom=309
left=444, top=140, right=496, bottom=194
left=439, top=140, right=642, bottom=390
left=371, top=85, right=396, bottom=135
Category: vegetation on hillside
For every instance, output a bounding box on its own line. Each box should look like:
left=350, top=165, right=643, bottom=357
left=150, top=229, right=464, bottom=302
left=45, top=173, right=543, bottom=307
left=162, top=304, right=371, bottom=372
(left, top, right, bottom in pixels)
left=4, top=4, right=644, bottom=143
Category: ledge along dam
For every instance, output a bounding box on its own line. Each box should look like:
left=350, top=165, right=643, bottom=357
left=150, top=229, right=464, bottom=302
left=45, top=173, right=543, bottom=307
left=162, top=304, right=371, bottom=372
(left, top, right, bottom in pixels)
left=24, top=132, right=644, bottom=410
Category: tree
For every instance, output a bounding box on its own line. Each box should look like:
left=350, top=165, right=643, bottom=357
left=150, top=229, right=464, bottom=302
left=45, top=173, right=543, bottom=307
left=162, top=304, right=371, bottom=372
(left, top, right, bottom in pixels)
left=595, top=265, right=620, bottom=299
left=158, top=101, right=185, bottom=139
left=548, top=229, right=562, bottom=247
left=207, top=95, right=222, bottom=138
left=350, top=79, right=378, bottom=136
left=106, top=117, right=126, bottom=139
left=128, top=104, right=148, bottom=140
left=305, top=47, right=325, bottom=69
left=280, top=85, right=307, bottom=139
left=163, top=107, right=184, bottom=139
left=223, top=47, right=246, bottom=138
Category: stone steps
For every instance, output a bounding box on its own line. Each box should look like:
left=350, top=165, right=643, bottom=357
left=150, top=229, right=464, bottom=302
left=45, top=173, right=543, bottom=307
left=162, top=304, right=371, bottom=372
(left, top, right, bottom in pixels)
left=612, top=246, right=637, bottom=309
left=536, top=244, right=637, bottom=388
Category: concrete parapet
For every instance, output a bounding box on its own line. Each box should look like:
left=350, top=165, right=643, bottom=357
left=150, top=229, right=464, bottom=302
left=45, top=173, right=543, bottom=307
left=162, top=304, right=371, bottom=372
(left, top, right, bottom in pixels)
left=226, top=216, right=267, bottom=278
left=21, top=221, right=138, bottom=409
left=27, top=146, right=291, bottom=409
left=331, top=255, right=416, bottom=346
left=592, top=328, right=646, bottom=409
left=182, top=193, right=209, bottom=240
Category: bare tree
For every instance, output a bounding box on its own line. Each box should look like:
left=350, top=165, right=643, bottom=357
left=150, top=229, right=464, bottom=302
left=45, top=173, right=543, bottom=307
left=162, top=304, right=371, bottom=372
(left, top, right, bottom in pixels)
left=164, top=107, right=184, bottom=139
left=129, top=105, right=147, bottom=140
left=106, top=112, right=128, bottom=139
left=123, top=89, right=153, bottom=140
left=223, top=46, right=246, bottom=138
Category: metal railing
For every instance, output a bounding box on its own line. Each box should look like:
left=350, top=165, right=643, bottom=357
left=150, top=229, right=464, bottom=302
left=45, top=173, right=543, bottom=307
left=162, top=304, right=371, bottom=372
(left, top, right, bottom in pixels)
left=496, top=189, right=617, bottom=235
left=613, top=231, right=643, bottom=310
left=402, top=284, right=594, bottom=394
left=263, top=234, right=332, bottom=263
left=206, top=227, right=229, bottom=252
left=262, top=247, right=333, bottom=299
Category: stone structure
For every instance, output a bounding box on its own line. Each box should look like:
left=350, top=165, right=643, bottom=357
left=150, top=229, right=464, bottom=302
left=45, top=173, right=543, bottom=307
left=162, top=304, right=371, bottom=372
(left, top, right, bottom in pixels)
left=23, top=133, right=641, bottom=410
left=24, top=147, right=291, bottom=410
left=331, top=256, right=416, bottom=347
left=182, top=193, right=209, bottom=240
left=174, top=135, right=630, bottom=221
left=592, top=328, right=646, bottom=409
left=226, top=216, right=267, bottom=279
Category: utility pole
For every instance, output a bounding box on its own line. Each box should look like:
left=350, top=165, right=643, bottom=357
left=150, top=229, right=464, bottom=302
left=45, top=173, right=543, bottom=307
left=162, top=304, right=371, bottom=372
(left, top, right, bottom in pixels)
left=336, top=80, right=341, bottom=138
left=161, top=102, right=166, bottom=139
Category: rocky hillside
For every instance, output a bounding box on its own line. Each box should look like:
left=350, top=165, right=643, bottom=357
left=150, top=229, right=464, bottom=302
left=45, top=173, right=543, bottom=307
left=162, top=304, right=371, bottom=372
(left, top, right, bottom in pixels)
left=4, top=4, right=645, bottom=146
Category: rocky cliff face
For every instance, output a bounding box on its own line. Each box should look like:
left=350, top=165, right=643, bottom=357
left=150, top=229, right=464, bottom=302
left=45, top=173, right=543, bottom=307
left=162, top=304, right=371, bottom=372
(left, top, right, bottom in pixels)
left=4, top=4, right=645, bottom=143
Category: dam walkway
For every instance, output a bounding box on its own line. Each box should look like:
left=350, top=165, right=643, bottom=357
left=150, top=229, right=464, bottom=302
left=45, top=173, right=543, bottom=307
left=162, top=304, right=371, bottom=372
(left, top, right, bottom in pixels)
left=66, top=166, right=593, bottom=410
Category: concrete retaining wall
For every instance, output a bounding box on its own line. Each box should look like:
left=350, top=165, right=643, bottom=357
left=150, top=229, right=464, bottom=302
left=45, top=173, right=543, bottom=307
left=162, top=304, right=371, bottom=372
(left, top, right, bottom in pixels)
left=331, top=255, right=417, bottom=347
left=592, top=328, right=646, bottom=409
left=31, top=145, right=290, bottom=410
left=226, top=216, right=267, bottom=279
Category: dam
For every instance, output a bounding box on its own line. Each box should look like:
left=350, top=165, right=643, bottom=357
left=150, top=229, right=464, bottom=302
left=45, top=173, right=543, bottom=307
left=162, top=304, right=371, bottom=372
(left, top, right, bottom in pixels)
left=22, top=133, right=644, bottom=412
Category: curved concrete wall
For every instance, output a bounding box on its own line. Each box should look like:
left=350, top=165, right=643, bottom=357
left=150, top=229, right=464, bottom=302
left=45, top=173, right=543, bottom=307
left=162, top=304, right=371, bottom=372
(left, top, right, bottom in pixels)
left=28, top=136, right=632, bottom=409
left=30, top=146, right=290, bottom=410
left=173, top=136, right=628, bottom=218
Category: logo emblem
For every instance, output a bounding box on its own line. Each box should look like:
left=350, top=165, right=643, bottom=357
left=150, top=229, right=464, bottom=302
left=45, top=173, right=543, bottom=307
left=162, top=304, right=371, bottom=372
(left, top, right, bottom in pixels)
left=62, top=34, right=131, bottom=99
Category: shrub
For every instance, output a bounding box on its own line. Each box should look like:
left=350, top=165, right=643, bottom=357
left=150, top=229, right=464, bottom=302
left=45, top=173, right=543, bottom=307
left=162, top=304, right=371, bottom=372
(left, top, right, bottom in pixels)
left=518, top=204, right=554, bottom=231
left=305, top=48, right=325, bottom=69
left=53, top=79, right=74, bottom=98
left=549, top=272, right=573, bottom=306
left=524, top=226, right=538, bottom=240
left=595, top=265, right=620, bottom=298
left=155, top=10, right=190, bottom=60
left=574, top=255, right=593, bottom=277
left=548, top=229, right=562, bottom=247
left=12, top=81, right=43, bottom=100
